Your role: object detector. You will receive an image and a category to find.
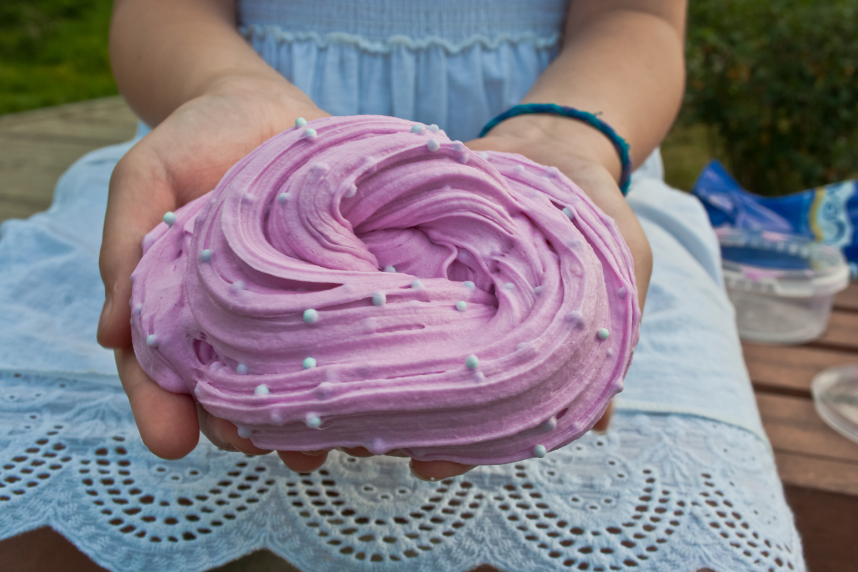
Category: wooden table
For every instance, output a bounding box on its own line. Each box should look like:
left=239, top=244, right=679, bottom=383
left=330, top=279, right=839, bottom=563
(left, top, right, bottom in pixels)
left=745, top=283, right=858, bottom=572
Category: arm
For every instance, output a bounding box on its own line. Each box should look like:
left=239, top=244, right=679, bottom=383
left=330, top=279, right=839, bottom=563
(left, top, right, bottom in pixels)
left=471, top=0, right=688, bottom=308
left=490, top=0, right=687, bottom=180
left=100, top=0, right=329, bottom=471
left=110, top=0, right=315, bottom=127
left=432, top=0, right=687, bottom=480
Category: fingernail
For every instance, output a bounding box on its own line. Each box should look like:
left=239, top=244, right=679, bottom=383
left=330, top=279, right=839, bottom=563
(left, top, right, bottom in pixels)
left=300, top=450, right=327, bottom=457
left=409, top=463, right=436, bottom=482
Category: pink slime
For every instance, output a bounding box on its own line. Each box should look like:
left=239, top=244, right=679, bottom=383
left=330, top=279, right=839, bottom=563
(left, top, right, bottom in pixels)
left=130, top=115, right=640, bottom=464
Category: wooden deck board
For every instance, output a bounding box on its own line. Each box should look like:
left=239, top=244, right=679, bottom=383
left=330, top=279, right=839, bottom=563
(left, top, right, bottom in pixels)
left=756, top=393, right=858, bottom=465
left=833, top=282, right=858, bottom=311
left=744, top=343, right=858, bottom=396
left=776, top=452, right=858, bottom=497
left=810, top=311, right=858, bottom=351
left=0, top=97, right=136, bottom=225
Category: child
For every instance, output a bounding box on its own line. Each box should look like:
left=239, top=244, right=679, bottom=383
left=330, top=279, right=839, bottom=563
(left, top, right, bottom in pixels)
left=0, top=0, right=805, bottom=570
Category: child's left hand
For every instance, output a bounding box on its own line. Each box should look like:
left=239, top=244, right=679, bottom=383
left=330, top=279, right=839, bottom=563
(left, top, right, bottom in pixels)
left=292, top=122, right=651, bottom=482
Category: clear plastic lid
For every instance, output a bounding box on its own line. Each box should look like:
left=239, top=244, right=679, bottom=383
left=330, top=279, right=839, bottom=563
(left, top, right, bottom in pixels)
left=812, top=364, right=858, bottom=445
left=717, top=228, right=849, bottom=298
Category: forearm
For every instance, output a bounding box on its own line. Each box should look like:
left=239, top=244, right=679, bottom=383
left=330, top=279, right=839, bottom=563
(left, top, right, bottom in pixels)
left=490, top=0, right=687, bottom=181
left=109, top=0, right=316, bottom=126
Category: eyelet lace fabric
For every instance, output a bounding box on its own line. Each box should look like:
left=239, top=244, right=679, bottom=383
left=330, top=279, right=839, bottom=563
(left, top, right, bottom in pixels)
left=0, top=370, right=804, bottom=572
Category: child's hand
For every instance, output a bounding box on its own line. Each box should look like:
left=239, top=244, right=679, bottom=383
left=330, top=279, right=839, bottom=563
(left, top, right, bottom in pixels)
left=97, top=78, right=329, bottom=464
left=464, top=118, right=653, bottom=309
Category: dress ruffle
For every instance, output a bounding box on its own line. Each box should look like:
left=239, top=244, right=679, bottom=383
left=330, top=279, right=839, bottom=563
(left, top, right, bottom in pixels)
left=242, top=25, right=560, bottom=142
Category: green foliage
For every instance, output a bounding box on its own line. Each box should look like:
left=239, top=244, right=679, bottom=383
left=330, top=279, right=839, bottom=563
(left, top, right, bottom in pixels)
left=0, top=0, right=117, bottom=115
left=684, top=0, right=858, bottom=194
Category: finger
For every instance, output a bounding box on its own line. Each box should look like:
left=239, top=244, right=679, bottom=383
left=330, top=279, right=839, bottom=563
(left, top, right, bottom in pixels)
left=115, top=346, right=199, bottom=459
left=277, top=450, right=329, bottom=473
left=339, top=446, right=373, bottom=458
left=592, top=399, right=614, bottom=434
left=97, top=147, right=175, bottom=349
left=196, top=404, right=272, bottom=456
left=410, top=460, right=475, bottom=482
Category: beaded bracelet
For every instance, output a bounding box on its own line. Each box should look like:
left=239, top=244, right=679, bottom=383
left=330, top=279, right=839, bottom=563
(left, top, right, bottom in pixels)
left=478, top=103, right=632, bottom=195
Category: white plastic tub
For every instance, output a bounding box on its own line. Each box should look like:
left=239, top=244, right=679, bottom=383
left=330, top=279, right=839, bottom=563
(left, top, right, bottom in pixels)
left=718, top=228, right=850, bottom=344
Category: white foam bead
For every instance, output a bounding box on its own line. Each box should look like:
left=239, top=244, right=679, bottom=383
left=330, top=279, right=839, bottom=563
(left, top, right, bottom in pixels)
left=533, top=444, right=547, bottom=458
left=541, top=417, right=557, bottom=432
left=411, top=280, right=424, bottom=290
left=236, top=363, right=248, bottom=375
left=237, top=426, right=252, bottom=439
left=295, top=117, right=307, bottom=128
left=200, top=249, right=212, bottom=262
left=384, top=265, right=396, bottom=273
left=427, top=139, right=440, bottom=152
left=254, top=384, right=270, bottom=396
left=277, top=192, right=289, bottom=204
left=369, top=438, right=388, bottom=455
left=163, top=211, right=176, bottom=226
left=565, top=310, right=584, bottom=326
left=372, top=292, right=386, bottom=306
left=303, top=128, right=317, bottom=141
left=306, top=414, right=322, bottom=429
left=310, top=162, right=329, bottom=175
left=428, top=124, right=439, bottom=133
left=303, top=308, right=319, bottom=324
left=146, top=334, right=158, bottom=347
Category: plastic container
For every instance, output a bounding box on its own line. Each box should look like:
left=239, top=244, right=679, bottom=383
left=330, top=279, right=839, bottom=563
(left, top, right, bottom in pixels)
left=718, top=228, right=850, bottom=344
left=812, top=364, right=858, bottom=445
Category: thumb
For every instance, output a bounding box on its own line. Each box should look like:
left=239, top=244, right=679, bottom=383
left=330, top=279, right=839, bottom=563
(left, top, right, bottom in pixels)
left=97, top=149, right=175, bottom=348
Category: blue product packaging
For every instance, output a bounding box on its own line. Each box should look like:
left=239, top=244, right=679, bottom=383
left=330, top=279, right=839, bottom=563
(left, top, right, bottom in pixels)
left=692, top=160, right=858, bottom=278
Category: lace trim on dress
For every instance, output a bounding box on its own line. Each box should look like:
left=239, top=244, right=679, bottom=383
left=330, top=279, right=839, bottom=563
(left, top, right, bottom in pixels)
left=0, top=370, right=805, bottom=572
left=239, top=25, right=561, bottom=55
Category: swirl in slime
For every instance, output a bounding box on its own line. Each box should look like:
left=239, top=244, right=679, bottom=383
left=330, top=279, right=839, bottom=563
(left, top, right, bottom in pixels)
left=130, top=115, right=640, bottom=464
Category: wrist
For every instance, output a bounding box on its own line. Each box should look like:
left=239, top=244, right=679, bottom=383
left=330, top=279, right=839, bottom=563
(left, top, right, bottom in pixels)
left=205, top=72, right=325, bottom=120
left=188, top=73, right=329, bottom=141
left=484, top=113, right=623, bottom=184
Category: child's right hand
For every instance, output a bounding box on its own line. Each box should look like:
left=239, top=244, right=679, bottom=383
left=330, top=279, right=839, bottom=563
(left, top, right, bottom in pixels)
left=97, top=77, right=330, bottom=467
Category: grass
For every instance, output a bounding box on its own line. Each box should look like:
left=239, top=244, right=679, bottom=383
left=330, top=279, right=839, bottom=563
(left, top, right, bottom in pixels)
left=662, top=122, right=724, bottom=191
left=0, top=0, right=117, bottom=115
